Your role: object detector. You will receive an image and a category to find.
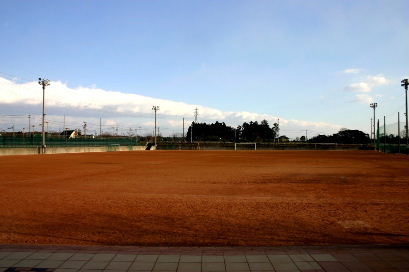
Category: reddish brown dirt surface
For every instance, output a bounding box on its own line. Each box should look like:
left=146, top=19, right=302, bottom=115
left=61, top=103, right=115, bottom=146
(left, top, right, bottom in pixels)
left=0, top=150, right=408, bottom=246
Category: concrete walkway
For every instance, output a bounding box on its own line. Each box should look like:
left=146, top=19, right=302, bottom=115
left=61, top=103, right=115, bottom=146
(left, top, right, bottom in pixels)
left=0, top=245, right=408, bottom=272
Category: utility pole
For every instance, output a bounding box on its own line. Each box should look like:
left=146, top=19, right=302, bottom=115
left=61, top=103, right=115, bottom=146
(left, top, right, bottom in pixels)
left=194, top=107, right=198, bottom=122
left=370, top=102, right=378, bottom=149
left=28, top=115, right=31, bottom=134
left=401, top=78, right=408, bottom=146
left=45, top=121, right=49, bottom=134
left=63, top=114, right=65, bottom=134
left=38, top=78, right=50, bottom=154
left=305, top=130, right=308, bottom=141
left=152, top=106, right=159, bottom=146
left=99, top=117, right=102, bottom=136
left=277, top=118, right=280, bottom=143
left=190, top=122, right=193, bottom=143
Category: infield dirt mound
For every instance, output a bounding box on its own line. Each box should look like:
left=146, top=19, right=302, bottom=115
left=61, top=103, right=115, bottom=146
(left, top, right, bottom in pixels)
left=0, top=150, right=408, bottom=246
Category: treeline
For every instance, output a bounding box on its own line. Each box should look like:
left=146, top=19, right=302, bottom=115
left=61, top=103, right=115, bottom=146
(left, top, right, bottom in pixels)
left=307, top=129, right=370, bottom=144
left=184, top=121, right=372, bottom=144
left=186, top=120, right=279, bottom=142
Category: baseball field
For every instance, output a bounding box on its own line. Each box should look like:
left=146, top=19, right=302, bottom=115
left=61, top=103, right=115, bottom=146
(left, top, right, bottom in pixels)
left=0, top=150, right=408, bottom=246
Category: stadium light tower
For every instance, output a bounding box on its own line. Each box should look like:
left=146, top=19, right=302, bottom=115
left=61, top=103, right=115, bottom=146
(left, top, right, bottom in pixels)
left=401, top=78, right=408, bottom=145
left=152, top=106, right=160, bottom=146
left=38, top=78, right=50, bottom=154
left=370, top=102, right=377, bottom=147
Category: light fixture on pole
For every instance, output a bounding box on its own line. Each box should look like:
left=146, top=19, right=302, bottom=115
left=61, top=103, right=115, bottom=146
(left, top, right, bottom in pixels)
left=38, top=78, right=50, bottom=154
left=370, top=102, right=378, bottom=149
left=152, top=106, right=160, bottom=146
left=401, top=79, right=408, bottom=146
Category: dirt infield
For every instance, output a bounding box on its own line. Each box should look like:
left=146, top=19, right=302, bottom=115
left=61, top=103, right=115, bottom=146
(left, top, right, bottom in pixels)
left=0, top=150, right=408, bottom=246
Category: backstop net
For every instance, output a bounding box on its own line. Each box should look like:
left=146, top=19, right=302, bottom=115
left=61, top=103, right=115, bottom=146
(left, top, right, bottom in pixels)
left=377, top=121, right=408, bottom=154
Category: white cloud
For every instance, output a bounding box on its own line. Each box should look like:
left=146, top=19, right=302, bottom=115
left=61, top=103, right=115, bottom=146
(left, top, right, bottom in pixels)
left=342, top=68, right=362, bottom=74
left=354, top=94, right=374, bottom=104
left=369, top=74, right=389, bottom=85
left=0, top=77, right=342, bottom=137
left=347, top=82, right=371, bottom=93
left=346, top=74, right=390, bottom=93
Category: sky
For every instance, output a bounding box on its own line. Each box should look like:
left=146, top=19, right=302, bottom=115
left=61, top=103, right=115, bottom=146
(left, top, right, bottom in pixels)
left=0, top=0, right=408, bottom=138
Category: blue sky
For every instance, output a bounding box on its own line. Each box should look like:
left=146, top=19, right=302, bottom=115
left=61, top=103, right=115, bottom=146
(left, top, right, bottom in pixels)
left=0, top=0, right=408, bottom=137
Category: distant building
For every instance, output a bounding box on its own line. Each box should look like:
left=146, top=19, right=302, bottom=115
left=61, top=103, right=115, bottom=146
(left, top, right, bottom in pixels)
left=278, top=135, right=289, bottom=142
left=60, top=130, right=78, bottom=139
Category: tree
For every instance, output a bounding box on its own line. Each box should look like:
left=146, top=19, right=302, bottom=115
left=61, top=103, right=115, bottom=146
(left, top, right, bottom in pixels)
left=308, top=129, right=370, bottom=144
left=185, top=120, right=280, bottom=142
left=186, top=122, right=234, bottom=142
left=238, top=120, right=278, bottom=142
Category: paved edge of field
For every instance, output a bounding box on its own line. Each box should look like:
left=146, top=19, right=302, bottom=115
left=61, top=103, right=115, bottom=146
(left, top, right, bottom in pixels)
left=0, top=244, right=408, bottom=272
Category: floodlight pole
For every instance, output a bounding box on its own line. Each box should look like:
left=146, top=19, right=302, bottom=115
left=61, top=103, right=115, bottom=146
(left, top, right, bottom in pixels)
left=152, top=106, right=159, bottom=146
left=370, top=102, right=378, bottom=149
left=38, top=78, right=50, bottom=154
left=401, top=79, right=408, bottom=146
left=192, top=107, right=198, bottom=143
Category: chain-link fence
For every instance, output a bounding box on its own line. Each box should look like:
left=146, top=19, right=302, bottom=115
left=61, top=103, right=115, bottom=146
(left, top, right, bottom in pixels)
left=0, top=134, right=142, bottom=148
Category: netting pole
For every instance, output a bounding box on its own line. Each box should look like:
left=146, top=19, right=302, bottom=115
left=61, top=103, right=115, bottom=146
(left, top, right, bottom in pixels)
left=398, top=112, right=400, bottom=153
left=370, top=118, right=372, bottom=140
left=370, top=103, right=377, bottom=150
left=376, top=119, right=380, bottom=151
left=384, top=116, right=386, bottom=153
left=401, top=79, right=409, bottom=147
